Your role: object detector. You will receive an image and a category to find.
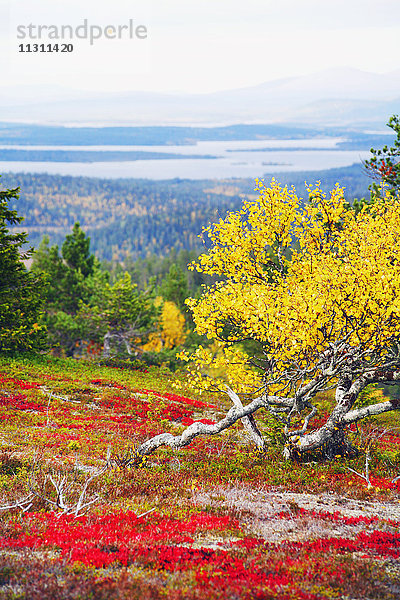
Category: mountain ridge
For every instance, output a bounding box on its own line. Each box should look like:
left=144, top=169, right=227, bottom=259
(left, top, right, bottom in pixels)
left=1, top=67, right=399, bottom=127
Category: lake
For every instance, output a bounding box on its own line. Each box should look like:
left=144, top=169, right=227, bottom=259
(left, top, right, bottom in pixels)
left=0, top=139, right=370, bottom=179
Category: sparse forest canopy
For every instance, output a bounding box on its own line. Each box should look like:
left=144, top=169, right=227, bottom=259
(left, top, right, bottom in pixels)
left=137, top=178, right=400, bottom=459
left=0, top=166, right=370, bottom=261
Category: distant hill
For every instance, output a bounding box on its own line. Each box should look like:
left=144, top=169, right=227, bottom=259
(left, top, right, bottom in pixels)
left=0, top=67, right=399, bottom=127
left=0, top=122, right=394, bottom=148
left=0, top=122, right=336, bottom=146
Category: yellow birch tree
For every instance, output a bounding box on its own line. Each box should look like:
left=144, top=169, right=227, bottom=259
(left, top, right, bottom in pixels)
left=137, top=179, right=400, bottom=459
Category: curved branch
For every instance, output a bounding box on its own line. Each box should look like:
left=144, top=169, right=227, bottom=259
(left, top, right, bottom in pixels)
left=290, top=396, right=399, bottom=455
left=290, top=374, right=360, bottom=453
left=286, top=405, right=318, bottom=437
left=226, top=387, right=265, bottom=448
left=137, top=362, right=400, bottom=459
left=341, top=400, right=400, bottom=424
left=138, top=395, right=268, bottom=455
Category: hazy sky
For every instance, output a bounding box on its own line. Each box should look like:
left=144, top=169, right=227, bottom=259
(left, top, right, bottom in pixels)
left=1, top=0, right=399, bottom=93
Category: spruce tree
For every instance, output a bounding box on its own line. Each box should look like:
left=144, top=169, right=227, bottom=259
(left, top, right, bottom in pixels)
left=0, top=182, right=45, bottom=353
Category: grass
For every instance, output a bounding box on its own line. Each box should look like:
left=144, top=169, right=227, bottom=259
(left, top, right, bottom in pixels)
left=0, top=354, right=399, bottom=599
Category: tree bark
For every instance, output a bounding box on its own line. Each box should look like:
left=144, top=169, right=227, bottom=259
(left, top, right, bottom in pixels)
left=103, top=331, right=132, bottom=358
left=135, top=367, right=400, bottom=460
left=103, top=332, right=112, bottom=358
left=226, top=387, right=265, bottom=448
left=138, top=395, right=267, bottom=456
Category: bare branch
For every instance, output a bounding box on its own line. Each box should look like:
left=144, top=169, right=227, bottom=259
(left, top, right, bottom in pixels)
left=0, top=493, right=34, bottom=513
left=342, top=400, right=400, bottom=425
left=346, top=449, right=372, bottom=488
left=225, top=387, right=265, bottom=449
left=138, top=395, right=268, bottom=455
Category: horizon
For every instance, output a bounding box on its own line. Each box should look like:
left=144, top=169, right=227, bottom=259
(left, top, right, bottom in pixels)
left=2, top=65, right=400, bottom=98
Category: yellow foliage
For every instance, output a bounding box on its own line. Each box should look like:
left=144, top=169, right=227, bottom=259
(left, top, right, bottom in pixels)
left=184, top=179, right=400, bottom=394
left=178, top=343, right=263, bottom=394
left=143, top=297, right=186, bottom=351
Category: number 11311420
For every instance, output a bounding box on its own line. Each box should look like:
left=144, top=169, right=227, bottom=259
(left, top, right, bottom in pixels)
left=18, top=43, right=74, bottom=52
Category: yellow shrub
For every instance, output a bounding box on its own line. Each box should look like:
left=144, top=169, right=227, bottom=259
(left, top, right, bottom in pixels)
left=143, top=297, right=186, bottom=351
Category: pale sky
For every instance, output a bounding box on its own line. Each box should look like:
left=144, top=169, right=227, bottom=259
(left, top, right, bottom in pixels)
left=1, top=0, right=399, bottom=94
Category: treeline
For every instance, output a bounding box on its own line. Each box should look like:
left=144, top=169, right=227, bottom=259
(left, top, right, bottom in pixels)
left=0, top=122, right=337, bottom=146
left=1, top=173, right=253, bottom=260
left=0, top=121, right=392, bottom=148
left=1, top=166, right=370, bottom=261
left=0, top=150, right=212, bottom=162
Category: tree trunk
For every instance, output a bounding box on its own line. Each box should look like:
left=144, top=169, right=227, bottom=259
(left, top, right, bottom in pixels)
left=103, top=332, right=112, bottom=358
left=103, top=331, right=132, bottom=358
left=123, top=335, right=132, bottom=356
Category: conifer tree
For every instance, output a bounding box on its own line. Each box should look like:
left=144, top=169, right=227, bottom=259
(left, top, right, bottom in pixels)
left=0, top=182, right=45, bottom=353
